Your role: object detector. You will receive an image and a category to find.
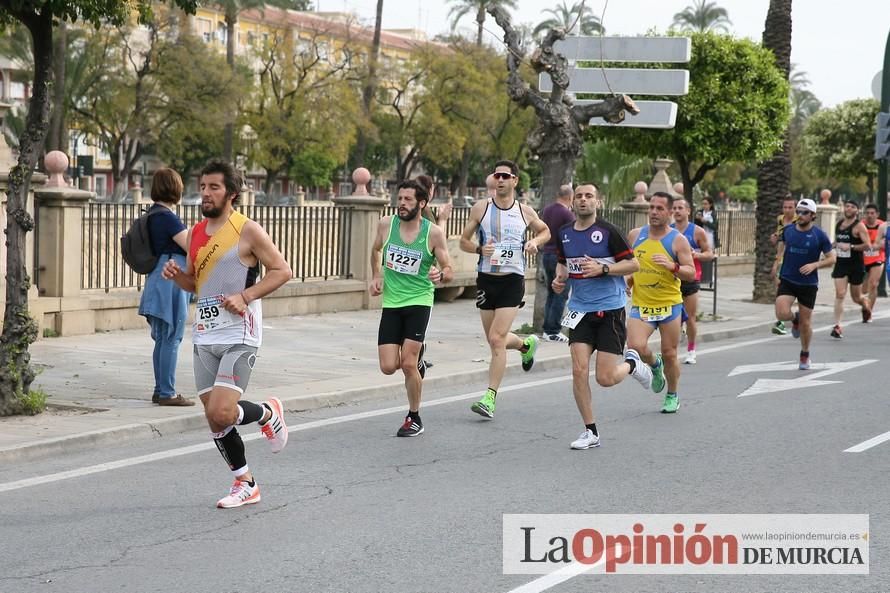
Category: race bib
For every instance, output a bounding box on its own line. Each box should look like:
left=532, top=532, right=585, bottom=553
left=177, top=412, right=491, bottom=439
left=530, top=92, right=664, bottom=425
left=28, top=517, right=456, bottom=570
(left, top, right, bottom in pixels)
left=490, top=242, right=523, bottom=267
left=194, top=294, right=241, bottom=334
left=864, top=247, right=879, bottom=257
left=566, top=257, right=585, bottom=276
left=836, top=244, right=851, bottom=258
left=638, top=305, right=672, bottom=322
left=385, top=244, right=423, bottom=275
left=561, top=309, right=586, bottom=329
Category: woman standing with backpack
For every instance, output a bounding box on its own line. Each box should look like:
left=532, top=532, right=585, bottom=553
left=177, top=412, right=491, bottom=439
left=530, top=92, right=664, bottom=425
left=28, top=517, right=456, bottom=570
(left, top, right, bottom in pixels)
left=139, top=168, right=194, bottom=406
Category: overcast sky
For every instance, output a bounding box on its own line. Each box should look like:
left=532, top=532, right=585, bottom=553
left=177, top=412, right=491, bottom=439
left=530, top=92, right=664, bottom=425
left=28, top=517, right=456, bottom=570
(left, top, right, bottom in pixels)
left=315, top=0, right=888, bottom=108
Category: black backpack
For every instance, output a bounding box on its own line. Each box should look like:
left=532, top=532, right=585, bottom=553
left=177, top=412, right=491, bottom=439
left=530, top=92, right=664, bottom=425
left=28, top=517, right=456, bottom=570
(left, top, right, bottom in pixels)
left=121, top=207, right=163, bottom=274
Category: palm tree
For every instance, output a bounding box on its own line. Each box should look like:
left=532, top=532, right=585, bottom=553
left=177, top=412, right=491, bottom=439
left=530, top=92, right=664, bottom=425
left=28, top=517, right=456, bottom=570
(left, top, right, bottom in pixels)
left=533, top=1, right=603, bottom=37
left=753, top=0, right=792, bottom=302
left=447, top=0, right=517, bottom=47
left=672, top=0, right=732, bottom=33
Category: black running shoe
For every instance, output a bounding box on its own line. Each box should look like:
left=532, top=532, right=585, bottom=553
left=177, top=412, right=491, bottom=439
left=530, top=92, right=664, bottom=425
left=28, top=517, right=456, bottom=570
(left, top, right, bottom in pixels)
left=397, top=415, right=424, bottom=437
left=830, top=325, right=843, bottom=339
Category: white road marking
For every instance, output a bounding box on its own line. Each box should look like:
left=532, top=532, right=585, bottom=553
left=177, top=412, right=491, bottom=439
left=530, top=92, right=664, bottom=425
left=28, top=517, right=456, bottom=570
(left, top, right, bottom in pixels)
left=503, top=560, right=603, bottom=593
left=0, top=376, right=569, bottom=494
left=734, top=359, right=878, bottom=397
left=844, top=430, right=890, bottom=453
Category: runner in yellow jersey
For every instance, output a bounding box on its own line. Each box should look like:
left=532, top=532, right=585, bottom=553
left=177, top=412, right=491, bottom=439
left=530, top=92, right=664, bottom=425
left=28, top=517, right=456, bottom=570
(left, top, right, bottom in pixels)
left=626, top=192, right=696, bottom=413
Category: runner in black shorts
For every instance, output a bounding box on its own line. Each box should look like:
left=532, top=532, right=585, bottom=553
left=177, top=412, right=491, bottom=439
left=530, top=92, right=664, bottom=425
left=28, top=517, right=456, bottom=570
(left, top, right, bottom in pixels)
left=551, top=183, right=651, bottom=450
left=369, top=180, right=453, bottom=437
left=772, top=199, right=835, bottom=370
left=459, top=160, right=550, bottom=419
left=830, top=200, right=871, bottom=338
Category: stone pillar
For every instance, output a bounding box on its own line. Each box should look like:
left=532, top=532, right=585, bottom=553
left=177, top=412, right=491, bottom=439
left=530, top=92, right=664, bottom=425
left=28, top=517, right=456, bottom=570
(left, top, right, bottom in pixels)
left=34, top=152, right=94, bottom=300
left=619, top=199, right=649, bottom=230
left=294, top=185, right=305, bottom=206
left=647, top=157, right=677, bottom=198
left=817, top=202, right=839, bottom=242
left=333, top=168, right=387, bottom=308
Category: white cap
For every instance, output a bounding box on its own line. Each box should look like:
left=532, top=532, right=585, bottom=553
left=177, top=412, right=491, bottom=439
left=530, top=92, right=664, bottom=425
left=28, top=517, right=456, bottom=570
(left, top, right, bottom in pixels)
left=796, top=198, right=817, bottom=213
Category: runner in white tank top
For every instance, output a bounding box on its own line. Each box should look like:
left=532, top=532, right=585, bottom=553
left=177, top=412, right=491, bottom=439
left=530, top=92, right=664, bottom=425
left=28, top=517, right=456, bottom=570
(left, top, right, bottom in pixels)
left=459, top=159, right=550, bottom=419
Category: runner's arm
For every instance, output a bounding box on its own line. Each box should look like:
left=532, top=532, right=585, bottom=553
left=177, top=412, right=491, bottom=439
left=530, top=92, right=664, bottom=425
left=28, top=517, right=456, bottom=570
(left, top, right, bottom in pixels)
left=370, top=217, right=388, bottom=283
left=672, top=234, right=697, bottom=282
left=241, top=221, right=291, bottom=302
left=694, top=226, right=716, bottom=261
left=162, top=227, right=196, bottom=293
left=521, top=205, right=551, bottom=253
left=459, top=201, right=487, bottom=254
left=853, top=222, right=872, bottom=251
left=429, top=225, right=454, bottom=284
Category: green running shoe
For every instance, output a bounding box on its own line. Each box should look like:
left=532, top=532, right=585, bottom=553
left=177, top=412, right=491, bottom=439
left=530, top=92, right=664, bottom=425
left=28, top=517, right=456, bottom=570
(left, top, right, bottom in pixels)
left=650, top=354, right=666, bottom=394
left=771, top=321, right=787, bottom=335
left=471, top=389, right=497, bottom=419
left=520, top=335, right=539, bottom=372
left=661, top=392, right=680, bottom=413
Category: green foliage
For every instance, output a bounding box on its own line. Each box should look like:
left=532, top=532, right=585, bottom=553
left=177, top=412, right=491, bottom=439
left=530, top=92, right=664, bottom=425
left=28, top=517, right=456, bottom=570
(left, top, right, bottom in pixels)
left=0, top=0, right=197, bottom=28
left=801, top=99, right=880, bottom=182
left=534, top=0, right=603, bottom=37
left=727, top=177, right=757, bottom=202
left=243, top=30, right=358, bottom=187
left=671, top=0, right=732, bottom=33
left=290, top=149, right=337, bottom=188
left=18, top=388, right=47, bottom=415
left=593, top=31, right=790, bottom=194
left=42, top=327, right=59, bottom=338
left=575, top=140, right=652, bottom=208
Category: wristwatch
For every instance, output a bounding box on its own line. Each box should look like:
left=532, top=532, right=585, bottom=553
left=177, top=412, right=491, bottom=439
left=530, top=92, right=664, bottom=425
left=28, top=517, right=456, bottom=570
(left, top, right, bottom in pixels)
left=601, top=264, right=610, bottom=276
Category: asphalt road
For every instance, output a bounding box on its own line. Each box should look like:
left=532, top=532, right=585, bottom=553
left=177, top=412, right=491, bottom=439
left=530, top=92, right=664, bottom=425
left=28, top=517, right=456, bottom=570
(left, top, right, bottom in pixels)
left=1, top=321, right=887, bottom=593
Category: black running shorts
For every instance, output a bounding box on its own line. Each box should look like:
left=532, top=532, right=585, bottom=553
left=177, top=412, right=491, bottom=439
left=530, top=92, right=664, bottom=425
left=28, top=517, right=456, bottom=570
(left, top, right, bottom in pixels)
left=475, top=273, right=525, bottom=310
left=568, top=307, right=627, bottom=355
left=680, top=281, right=701, bottom=297
left=831, top=261, right=865, bottom=285
left=777, top=278, right=818, bottom=310
left=378, top=305, right=432, bottom=345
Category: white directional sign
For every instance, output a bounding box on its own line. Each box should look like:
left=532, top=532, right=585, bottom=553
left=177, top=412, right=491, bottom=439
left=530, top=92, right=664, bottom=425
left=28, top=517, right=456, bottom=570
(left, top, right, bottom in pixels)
left=553, top=36, right=692, bottom=63
left=732, top=359, right=878, bottom=398
left=539, top=68, right=689, bottom=96
left=540, top=35, right=691, bottom=129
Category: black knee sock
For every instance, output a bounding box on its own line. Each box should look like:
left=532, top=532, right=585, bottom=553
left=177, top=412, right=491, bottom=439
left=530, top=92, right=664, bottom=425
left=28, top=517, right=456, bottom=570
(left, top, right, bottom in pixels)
left=238, top=400, right=265, bottom=425
left=213, top=427, right=247, bottom=473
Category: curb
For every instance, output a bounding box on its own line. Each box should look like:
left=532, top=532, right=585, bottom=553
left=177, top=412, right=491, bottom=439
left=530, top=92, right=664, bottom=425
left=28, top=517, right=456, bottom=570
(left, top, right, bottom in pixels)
left=0, top=309, right=850, bottom=464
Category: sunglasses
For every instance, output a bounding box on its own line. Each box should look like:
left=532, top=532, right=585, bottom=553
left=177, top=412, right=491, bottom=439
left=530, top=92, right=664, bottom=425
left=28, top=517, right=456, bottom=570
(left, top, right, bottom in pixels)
left=492, top=172, right=515, bottom=180
left=795, top=210, right=813, bottom=215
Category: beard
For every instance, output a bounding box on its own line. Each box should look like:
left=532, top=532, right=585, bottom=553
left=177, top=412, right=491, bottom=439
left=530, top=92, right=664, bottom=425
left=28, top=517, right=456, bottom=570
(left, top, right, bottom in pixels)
left=202, top=203, right=225, bottom=218
left=397, top=204, right=421, bottom=221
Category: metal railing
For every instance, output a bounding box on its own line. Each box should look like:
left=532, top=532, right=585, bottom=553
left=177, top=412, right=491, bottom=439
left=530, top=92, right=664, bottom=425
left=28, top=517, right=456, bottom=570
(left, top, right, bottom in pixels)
left=82, top=203, right=354, bottom=292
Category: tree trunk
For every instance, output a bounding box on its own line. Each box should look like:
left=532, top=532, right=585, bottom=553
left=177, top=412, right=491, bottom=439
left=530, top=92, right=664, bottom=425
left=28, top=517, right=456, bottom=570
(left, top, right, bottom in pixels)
left=222, top=12, right=236, bottom=162
left=353, top=0, right=383, bottom=166
left=475, top=5, right=485, bottom=47
left=457, top=148, right=472, bottom=198
left=753, top=0, right=792, bottom=303
left=0, top=11, right=49, bottom=416
left=46, top=20, right=67, bottom=153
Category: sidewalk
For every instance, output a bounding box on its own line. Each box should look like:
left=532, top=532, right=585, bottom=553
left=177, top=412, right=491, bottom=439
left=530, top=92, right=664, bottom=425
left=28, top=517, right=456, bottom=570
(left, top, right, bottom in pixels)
left=0, top=270, right=863, bottom=463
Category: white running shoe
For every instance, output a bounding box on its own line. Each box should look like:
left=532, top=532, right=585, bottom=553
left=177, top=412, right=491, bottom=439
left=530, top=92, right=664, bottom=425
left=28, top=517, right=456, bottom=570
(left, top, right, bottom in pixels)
left=216, top=479, right=261, bottom=508
left=684, top=350, right=697, bottom=364
left=260, top=397, right=288, bottom=453
left=570, top=429, right=601, bottom=450
left=544, top=332, right=569, bottom=343
left=624, top=349, right=653, bottom=391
